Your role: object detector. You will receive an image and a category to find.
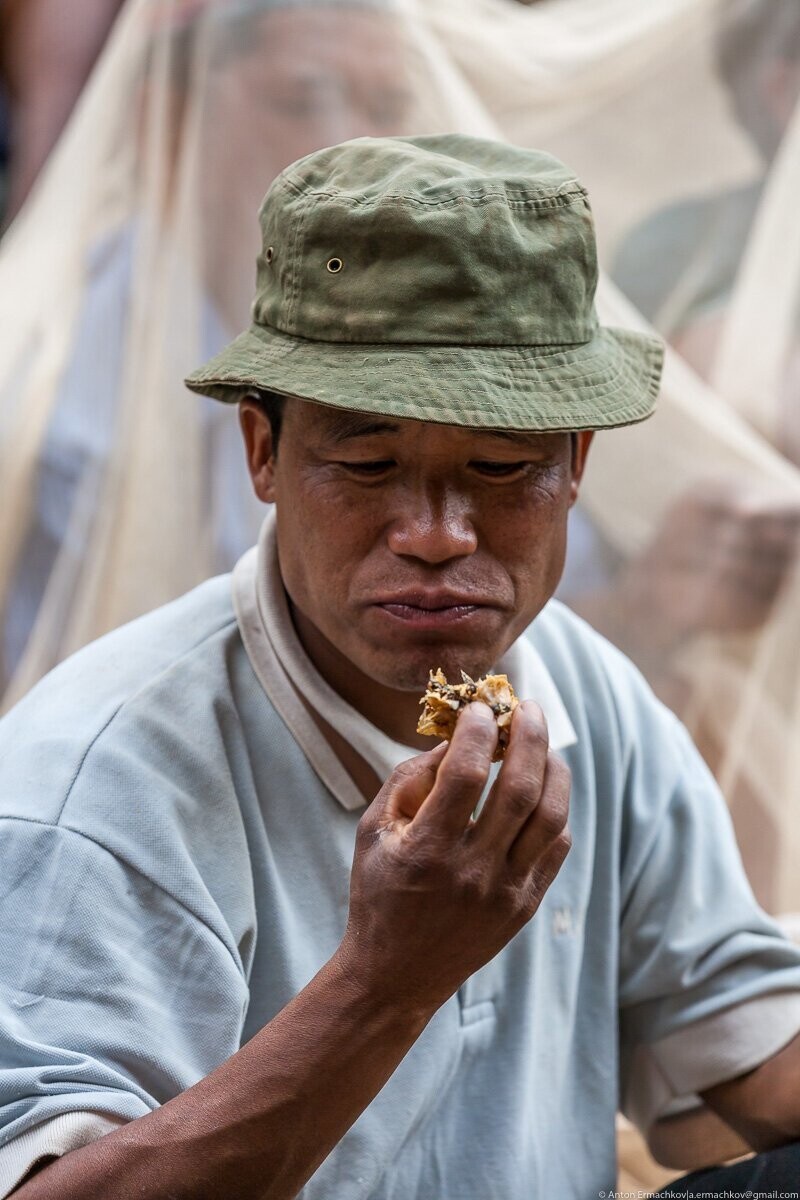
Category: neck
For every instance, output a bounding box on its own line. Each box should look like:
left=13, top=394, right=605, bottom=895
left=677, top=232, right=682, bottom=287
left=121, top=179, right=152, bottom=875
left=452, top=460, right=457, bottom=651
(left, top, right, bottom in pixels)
left=289, top=601, right=431, bottom=750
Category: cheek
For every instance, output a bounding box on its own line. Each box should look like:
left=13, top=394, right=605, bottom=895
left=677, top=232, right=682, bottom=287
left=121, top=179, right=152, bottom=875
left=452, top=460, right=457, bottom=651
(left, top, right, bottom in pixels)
left=297, top=474, right=386, bottom=544
left=482, top=471, right=571, bottom=592
left=482, top=467, right=570, bottom=534
left=275, top=475, right=381, bottom=603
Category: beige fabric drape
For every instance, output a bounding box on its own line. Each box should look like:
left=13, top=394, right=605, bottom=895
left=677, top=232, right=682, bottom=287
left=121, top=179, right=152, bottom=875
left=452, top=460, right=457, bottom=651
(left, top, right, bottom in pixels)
left=1, top=0, right=799, bottom=921
left=432, top=0, right=800, bottom=915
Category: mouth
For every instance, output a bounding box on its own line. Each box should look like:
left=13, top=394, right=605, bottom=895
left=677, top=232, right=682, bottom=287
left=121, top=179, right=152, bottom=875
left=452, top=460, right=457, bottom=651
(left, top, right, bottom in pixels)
left=369, top=591, right=496, bottom=631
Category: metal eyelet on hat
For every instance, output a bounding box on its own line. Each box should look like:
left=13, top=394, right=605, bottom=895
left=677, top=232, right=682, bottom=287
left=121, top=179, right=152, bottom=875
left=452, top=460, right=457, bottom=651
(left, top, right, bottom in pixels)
left=265, top=246, right=275, bottom=264
left=326, top=257, right=344, bottom=274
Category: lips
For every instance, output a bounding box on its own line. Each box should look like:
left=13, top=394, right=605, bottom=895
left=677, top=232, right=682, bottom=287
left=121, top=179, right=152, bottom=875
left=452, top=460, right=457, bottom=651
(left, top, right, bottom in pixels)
left=370, top=590, right=494, bottom=609
left=368, top=591, right=496, bottom=630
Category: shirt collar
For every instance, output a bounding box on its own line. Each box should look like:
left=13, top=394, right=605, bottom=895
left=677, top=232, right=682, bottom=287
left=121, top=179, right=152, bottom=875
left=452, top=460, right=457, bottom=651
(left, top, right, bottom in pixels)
left=233, top=509, right=577, bottom=811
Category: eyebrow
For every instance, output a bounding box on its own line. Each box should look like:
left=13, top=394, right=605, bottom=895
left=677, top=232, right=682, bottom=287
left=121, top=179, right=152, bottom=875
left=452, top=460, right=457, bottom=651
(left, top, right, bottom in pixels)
left=480, top=429, right=549, bottom=446
left=322, top=416, right=402, bottom=445
left=320, top=415, right=555, bottom=450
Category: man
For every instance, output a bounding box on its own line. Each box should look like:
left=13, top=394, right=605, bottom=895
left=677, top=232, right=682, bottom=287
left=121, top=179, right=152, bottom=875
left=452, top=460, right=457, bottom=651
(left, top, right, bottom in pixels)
left=2, top=135, right=800, bottom=1200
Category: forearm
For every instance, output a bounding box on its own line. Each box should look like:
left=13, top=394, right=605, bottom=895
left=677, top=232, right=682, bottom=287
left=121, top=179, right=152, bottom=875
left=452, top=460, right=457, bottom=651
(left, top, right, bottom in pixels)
left=13, top=952, right=431, bottom=1200
left=647, top=1106, right=750, bottom=1170
left=699, top=1029, right=800, bottom=1153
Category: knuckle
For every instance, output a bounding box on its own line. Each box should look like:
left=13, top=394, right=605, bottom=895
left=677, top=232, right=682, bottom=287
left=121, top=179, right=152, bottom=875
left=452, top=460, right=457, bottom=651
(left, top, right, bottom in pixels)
left=555, top=826, right=573, bottom=856
left=502, top=778, right=539, bottom=819
left=544, top=760, right=572, bottom=812
left=396, top=828, right=446, bottom=877
left=390, top=756, right=421, bottom=782
left=546, top=752, right=571, bottom=786
left=355, top=807, right=379, bottom=842
left=537, top=798, right=568, bottom=841
left=500, top=876, right=530, bottom=914
left=459, top=865, right=491, bottom=905
left=520, top=882, right=543, bottom=919
left=445, top=759, right=489, bottom=796
left=529, top=839, right=569, bottom=898
left=538, top=809, right=567, bottom=842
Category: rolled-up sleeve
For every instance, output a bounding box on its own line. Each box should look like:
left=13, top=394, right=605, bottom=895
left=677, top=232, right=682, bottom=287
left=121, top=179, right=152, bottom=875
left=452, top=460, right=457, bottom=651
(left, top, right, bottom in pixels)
left=0, top=818, right=249, bottom=1196
left=0, top=1112, right=125, bottom=1198
left=617, top=715, right=800, bottom=1132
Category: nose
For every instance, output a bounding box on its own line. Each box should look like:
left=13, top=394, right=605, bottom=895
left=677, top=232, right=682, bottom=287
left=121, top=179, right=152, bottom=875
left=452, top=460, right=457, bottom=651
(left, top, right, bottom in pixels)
left=387, top=486, right=478, bottom=564
left=309, top=83, right=368, bottom=148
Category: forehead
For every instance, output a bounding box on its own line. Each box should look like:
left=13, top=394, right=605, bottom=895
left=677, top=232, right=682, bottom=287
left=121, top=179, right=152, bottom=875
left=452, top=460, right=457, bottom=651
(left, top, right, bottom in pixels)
left=290, top=399, right=564, bottom=450
left=240, top=7, right=406, bottom=76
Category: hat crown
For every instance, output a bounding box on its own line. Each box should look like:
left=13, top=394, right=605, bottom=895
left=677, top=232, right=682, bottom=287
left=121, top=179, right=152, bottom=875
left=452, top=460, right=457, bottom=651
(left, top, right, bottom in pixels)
left=252, top=135, right=599, bottom=346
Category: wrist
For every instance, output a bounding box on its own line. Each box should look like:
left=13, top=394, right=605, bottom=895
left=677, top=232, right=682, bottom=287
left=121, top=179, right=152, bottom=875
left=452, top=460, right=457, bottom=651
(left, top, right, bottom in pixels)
left=329, top=941, right=437, bottom=1033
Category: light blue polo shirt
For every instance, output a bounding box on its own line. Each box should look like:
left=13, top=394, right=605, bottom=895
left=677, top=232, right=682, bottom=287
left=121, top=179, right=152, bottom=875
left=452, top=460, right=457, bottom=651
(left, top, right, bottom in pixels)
left=2, top=573, right=800, bottom=1198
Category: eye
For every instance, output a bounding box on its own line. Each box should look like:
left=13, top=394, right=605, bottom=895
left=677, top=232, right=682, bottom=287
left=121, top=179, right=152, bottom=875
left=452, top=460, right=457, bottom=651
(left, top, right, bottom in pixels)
left=269, top=89, right=320, bottom=121
left=470, top=461, right=529, bottom=478
left=339, top=460, right=395, bottom=477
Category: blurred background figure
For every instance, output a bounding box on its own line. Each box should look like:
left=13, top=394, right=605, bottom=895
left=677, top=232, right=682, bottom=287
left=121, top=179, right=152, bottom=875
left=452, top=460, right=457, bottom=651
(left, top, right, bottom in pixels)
left=0, top=0, right=493, bottom=705
left=0, top=0, right=125, bottom=227
left=612, top=0, right=800, bottom=455
left=0, top=0, right=799, bottom=918
left=521, top=0, right=800, bottom=916
left=613, top=0, right=800, bottom=385
left=432, top=0, right=800, bottom=914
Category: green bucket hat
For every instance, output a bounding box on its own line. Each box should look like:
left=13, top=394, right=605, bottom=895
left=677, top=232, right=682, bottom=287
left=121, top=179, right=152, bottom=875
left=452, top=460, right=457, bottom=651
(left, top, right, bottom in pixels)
left=185, top=134, right=663, bottom=430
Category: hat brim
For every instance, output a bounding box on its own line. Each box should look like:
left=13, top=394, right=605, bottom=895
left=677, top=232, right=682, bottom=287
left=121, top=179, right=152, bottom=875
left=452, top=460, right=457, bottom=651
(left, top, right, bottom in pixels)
left=184, top=322, right=663, bottom=432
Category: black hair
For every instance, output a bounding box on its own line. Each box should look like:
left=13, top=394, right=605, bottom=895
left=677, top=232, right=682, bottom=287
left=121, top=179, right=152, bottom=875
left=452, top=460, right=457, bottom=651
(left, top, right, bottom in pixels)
left=244, top=392, right=578, bottom=460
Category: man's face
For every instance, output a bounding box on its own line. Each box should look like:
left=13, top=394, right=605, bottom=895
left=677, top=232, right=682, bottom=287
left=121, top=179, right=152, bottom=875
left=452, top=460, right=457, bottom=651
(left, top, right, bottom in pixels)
left=243, top=399, right=592, bottom=695
left=201, top=6, right=412, bottom=328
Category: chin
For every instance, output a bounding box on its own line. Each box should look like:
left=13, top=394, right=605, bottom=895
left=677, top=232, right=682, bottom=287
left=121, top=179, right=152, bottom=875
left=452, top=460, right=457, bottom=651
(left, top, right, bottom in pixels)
left=359, top=642, right=502, bottom=694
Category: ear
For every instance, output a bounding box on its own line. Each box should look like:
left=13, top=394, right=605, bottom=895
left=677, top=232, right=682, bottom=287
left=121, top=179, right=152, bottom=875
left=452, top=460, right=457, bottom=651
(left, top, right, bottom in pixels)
left=239, top=397, right=278, bottom=503
left=568, top=431, right=594, bottom=506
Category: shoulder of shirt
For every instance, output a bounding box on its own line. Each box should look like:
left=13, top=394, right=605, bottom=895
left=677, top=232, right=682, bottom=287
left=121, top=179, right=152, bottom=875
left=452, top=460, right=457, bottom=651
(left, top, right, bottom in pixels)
left=527, top=596, right=644, bottom=683
left=528, top=602, right=718, bottom=852
left=526, top=599, right=683, bottom=751
left=0, top=575, right=241, bottom=824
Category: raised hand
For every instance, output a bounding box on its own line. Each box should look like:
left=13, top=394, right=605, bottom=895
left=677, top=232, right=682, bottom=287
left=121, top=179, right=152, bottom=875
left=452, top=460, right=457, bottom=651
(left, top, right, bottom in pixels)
left=339, top=700, right=572, bottom=1016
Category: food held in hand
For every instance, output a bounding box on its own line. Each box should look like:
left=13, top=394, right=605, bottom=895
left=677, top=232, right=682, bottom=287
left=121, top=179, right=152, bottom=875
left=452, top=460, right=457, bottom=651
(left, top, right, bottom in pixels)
left=417, top=668, right=519, bottom=760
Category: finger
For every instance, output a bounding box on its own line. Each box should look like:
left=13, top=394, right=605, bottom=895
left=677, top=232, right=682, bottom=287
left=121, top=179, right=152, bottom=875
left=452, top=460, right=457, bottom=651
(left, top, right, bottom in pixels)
left=470, top=701, right=549, bottom=854
left=366, top=742, right=448, bottom=831
left=412, top=702, right=498, bottom=836
left=508, top=752, right=571, bottom=877
left=524, top=822, right=572, bottom=908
